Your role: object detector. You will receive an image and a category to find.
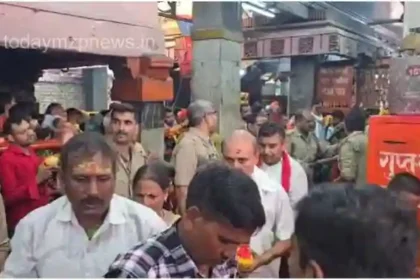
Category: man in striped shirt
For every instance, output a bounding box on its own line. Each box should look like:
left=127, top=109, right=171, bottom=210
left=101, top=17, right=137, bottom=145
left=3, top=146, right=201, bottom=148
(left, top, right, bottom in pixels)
left=105, top=162, right=266, bottom=278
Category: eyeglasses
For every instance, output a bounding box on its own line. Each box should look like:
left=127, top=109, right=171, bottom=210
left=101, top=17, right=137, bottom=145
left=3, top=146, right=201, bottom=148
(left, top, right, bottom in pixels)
left=206, top=110, right=217, bottom=116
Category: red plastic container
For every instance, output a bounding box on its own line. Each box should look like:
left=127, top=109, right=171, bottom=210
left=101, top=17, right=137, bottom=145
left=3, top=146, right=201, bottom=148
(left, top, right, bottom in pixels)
left=367, top=115, right=420, bottom=187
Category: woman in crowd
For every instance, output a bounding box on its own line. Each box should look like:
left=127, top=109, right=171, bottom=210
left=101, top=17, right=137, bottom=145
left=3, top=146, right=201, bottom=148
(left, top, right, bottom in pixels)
left=244, top=110, right=268, bottom=137
left=132, top=161, right=179, bottom=225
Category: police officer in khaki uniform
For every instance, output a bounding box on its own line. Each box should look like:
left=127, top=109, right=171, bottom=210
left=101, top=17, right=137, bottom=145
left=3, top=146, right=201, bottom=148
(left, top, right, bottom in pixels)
left=286, top=109, right=337, bottom=183
left=337, top=108, right=367, bottom=186
left=171, top=100, right=219, bottom=215
left=107, top=103, right=147, bottom=198
left=0, top=192, right=8, bottom=271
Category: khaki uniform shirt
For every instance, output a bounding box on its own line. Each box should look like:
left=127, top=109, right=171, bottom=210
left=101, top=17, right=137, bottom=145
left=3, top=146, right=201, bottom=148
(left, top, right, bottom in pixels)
left=286, top=130, right=320, bottom=182
left=286, top=130, right=319, bottom=164
left=210, top=133, right=223, bottom=156
left=286, top=129, right=338, bottom=183
left=0, top=193, right=9, bottom=270
left=114, top=142, right=147, bottom=198
left=171, top=127, right=219, bottom=186
left=338, top=131, right=367, bottom=186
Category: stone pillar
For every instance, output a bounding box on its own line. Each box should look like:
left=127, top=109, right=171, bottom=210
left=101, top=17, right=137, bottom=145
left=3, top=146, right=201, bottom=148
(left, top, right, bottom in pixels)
left=289, top=56, right=317, bottom=113
left=191, top=2, right=242, bottom=138
left=83, top=67, right=108, bottom=111
left=138, top=102, right=165, bottom=156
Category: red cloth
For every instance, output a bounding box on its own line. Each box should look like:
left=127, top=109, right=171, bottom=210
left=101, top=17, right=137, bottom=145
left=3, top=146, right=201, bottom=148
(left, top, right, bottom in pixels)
left=270, top=112, right=284, bottom=125
left=0, top=144, right=49, bottom=229
left=258, top=151, right=292, bottom=193
left=177, top=109, right=187, bottom=121
left=286, top=122, right=295, bottom=130
left=175, top=37, right=192, bottom=76
left=0, top=114, right=6, bottom=133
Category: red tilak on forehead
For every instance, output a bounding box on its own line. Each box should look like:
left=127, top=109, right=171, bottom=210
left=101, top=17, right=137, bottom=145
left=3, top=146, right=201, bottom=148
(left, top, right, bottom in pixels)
left=235, top=148, right=241, bottom=154
left=73, top=161, right=111, bottom=173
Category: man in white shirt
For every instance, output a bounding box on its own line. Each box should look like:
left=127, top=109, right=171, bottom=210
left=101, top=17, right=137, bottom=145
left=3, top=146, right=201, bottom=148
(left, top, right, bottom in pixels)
left=223, top=130, right=294, bottom=278
left=1, top=132, right=167, bottom=278
left=257, top=122, right=308, bottom=210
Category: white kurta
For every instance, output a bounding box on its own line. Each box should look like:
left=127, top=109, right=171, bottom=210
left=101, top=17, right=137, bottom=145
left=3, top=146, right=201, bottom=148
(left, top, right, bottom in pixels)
left=249, top=167, right=295, bottom=278
left=1, top=194, right=167, bottom=278
left=261, top=156, right=308, bottom=211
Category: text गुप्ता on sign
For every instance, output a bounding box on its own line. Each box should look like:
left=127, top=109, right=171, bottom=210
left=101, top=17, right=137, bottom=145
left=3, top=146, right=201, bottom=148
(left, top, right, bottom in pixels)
left=379, top=151, right=419, bottom=180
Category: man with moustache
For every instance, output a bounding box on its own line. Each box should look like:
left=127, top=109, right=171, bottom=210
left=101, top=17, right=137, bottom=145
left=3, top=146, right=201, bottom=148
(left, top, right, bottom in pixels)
left=8, top=102, right=39, bottom=143
left=222, top=130, right=294, bottom=278
left=108, top=103, right=147, bottom=198
left=258, top=122, right=308, bottom=210
left=286, top=110, right=318, bottom=170
left=1, top=132, right=166, bottom=278
left=286, top=109, right=337, bottom=184
left=257, top=122, right=308, bottom=278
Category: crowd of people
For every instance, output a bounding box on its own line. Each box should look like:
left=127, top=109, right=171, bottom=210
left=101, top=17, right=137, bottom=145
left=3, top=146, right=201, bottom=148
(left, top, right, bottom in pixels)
left=0, top=94, right=417, bottom=278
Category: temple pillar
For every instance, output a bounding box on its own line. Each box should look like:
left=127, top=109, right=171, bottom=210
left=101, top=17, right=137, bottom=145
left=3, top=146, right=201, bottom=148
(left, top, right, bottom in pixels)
left=83, top=67, right=108, bottom=111
left=191, top=2, right=243, bottom=138
left=289, top=56, right=317, bottom=112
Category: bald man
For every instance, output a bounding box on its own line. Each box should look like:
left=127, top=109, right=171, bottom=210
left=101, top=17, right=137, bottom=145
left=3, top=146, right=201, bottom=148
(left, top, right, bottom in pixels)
left=222, top=130, right=294, bottom=278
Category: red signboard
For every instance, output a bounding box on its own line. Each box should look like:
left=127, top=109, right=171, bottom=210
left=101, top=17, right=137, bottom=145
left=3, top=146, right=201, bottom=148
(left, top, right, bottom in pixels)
left=174, top=36, right=192, bottom=76
left=367, top=115, right=420, bottom=187
left=406, top=65, right=420, bottom=77
left=389, top=57, right=420, bottom=114
left=316, top=65, right=354, bottom=107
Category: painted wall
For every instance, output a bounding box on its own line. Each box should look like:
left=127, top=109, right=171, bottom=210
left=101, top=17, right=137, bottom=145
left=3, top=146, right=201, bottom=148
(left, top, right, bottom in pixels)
left=35, top=69, right=85, bottom=112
